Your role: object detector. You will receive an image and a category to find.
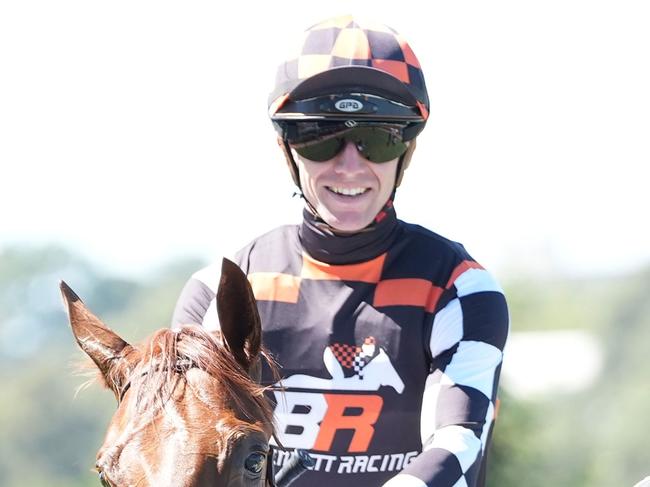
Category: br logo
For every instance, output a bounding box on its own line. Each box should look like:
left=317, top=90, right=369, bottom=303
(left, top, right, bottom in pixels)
left=272, top=337, right=404, bottom=453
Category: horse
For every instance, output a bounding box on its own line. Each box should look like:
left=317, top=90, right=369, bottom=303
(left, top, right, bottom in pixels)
left=61, top=258, right=281, bottom=487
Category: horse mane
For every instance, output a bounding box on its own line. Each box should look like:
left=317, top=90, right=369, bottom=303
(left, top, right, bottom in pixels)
left=126, top=325, right=276, bottom=432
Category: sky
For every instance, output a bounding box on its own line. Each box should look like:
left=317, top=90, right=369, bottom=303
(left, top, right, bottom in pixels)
left=1, top=0, right=648, bottom=280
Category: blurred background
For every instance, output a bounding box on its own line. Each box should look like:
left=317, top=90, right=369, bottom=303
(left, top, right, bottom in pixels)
left=1, top=1, right=648, bottom=486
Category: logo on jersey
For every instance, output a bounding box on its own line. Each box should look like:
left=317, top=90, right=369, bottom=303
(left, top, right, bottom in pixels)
left=272, top=337, right=404, bottom=454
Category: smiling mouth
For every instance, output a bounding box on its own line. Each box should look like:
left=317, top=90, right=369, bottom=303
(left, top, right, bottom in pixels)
left=326, top=186, right=370, bottom=197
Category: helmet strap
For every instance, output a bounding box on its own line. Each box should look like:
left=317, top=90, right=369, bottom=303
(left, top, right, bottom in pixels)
left=279, top=137, right=301, bottom=188
left=394, top=138, right=417, bottom=188
left=279, top=138, right=323, bottom=219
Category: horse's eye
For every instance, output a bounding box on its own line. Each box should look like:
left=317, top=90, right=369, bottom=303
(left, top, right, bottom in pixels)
left=244, top=452, right=266, bottom=474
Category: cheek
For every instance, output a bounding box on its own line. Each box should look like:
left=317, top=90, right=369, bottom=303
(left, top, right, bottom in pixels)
left=297, top=159, right=326, bottom=189
left=373, top=162, right=398, bottom=190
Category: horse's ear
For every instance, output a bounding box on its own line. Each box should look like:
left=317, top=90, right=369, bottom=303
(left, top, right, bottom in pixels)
left=216, top=258, right=261, bottom=371
left=60, top=281, right=132, bottom=396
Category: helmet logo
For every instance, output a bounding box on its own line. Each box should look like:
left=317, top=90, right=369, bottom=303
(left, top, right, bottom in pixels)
left=334, top=99, right=364, bottom=112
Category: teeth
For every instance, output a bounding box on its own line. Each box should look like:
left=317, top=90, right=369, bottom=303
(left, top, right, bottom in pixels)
left=329, top=186, right=368, bottom=196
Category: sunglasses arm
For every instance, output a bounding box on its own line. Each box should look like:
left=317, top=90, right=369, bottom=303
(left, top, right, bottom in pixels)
left=278, top=137, right=302, bottom=189
left=395, top=139, right=417, bottom=188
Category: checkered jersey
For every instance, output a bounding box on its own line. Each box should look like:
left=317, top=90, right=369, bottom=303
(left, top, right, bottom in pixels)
left=269, top=15, right=429, bottom=113
left=330, top=342, right=359, bottom=369
left=330, top=337, right=377, bottom=378
left=172, top=222, right=509, bottom=487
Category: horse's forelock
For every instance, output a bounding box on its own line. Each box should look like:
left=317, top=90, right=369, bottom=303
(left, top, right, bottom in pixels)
left=129, top=325, right=275, bottom=433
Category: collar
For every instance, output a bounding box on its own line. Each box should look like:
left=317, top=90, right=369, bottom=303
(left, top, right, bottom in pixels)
left=298, top=198, right=401, bottom=265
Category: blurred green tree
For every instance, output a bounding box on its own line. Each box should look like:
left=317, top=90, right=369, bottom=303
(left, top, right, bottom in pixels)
left=0, top=245, right=204, bottom=487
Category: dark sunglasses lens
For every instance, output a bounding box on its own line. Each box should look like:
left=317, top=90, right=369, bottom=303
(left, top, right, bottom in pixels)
left=291, top=126, right=407, bottom=163
left=349, top=127, right=408, bottom=163
left=294, top=137, right=344, bottom=162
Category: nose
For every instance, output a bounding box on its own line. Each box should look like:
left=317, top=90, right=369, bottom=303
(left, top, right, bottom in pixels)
left=333, top=141, right=368, bottom=175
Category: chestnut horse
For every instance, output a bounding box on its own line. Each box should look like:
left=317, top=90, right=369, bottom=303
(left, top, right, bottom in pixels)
left=61, top=259, right=277, bottom=486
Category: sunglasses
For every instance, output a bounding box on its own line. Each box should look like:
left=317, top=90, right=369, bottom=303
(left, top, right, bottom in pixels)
left=287, top=123, right=408, bottom=163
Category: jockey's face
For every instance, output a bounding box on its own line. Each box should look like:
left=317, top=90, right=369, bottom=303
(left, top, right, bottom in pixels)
left=294, top=141, right=398, bottom=233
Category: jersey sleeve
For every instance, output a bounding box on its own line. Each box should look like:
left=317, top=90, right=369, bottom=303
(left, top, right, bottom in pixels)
left=170, top=263, right=222, bottom=331
left=384, top=262, right=509, bottom=487
left=170, top=246, right=253, bottom=330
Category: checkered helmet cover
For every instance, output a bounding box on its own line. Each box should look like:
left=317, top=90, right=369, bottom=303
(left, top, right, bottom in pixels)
left=268, top=15, right=429, bottom=119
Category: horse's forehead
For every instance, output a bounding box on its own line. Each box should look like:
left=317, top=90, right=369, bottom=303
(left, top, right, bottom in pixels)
left=183, top=368, right=272, bottom=434
left=184, top=367, right=230, bottom=409
left=185, top=366, right=217, bottom=384
left=101, top=383, right=227, bottom=461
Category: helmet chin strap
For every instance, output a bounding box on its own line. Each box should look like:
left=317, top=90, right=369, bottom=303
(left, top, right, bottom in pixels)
left=279, top=138, right=302, bottom=188
left=394, top=138, right=417, bottom=188
left=279, top=137, right=416, bottom=234
left=280, top=139, right=324, bottom=221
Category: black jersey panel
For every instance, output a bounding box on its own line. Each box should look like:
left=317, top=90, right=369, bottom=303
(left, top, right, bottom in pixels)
left=379, top=222, right=471, bottom=287
left=459, top=292, right=509, bottom=350
left=236, top=225, right=303, bottom=274
left=432, top=383, right=491, bottom=435
left=402, top=447, right=464, bottom=486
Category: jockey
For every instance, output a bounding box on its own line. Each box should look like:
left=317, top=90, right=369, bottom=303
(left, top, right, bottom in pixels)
left=172, top=15, right=509, bottom=487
